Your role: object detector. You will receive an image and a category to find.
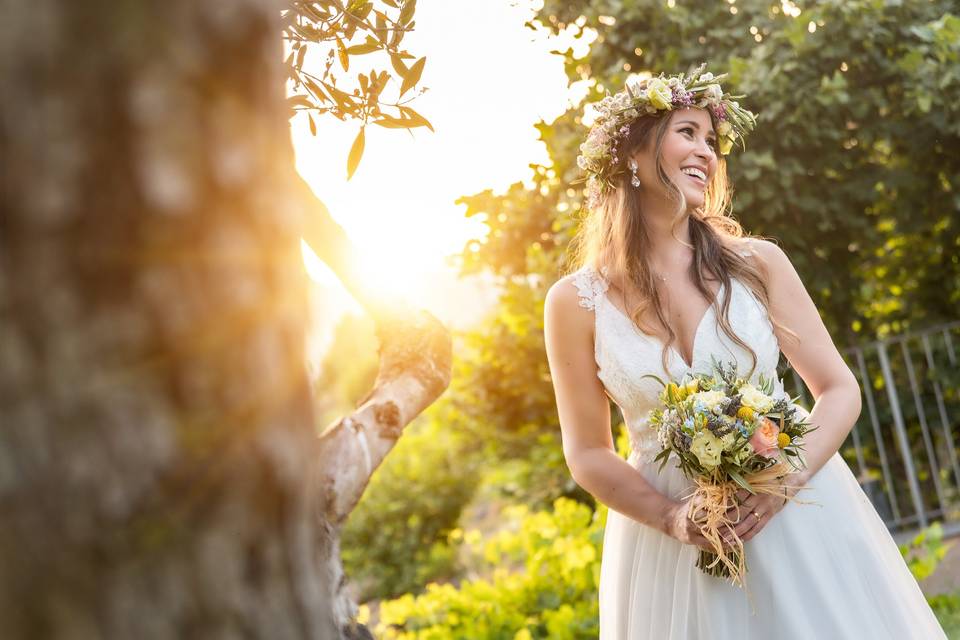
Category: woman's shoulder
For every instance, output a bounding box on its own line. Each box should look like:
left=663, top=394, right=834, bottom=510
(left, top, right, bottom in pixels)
left=731, top=237, right=790, bottom=266
left=730, top=237, right=799, bottom=287
left=546, top=266, right=609, bottom=313
left=544, top=270, right=600, bottom=347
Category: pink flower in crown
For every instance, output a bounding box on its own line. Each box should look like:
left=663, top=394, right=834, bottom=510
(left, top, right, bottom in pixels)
left=671, top=87, right=694, bottom=108
left=710, top=103, right=728, bottom=121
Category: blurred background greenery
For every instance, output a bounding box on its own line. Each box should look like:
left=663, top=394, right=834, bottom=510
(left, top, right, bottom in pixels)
left=313, top=0, right=960, bottom=637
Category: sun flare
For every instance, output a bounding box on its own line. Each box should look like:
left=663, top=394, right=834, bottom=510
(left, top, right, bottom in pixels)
left=292, top=0, right=586, bottom=325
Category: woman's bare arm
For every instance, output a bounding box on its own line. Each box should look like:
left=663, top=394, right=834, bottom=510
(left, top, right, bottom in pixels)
left=751, top=240, right=863, bottom=483
left=544, top=275, right=677, bottom=534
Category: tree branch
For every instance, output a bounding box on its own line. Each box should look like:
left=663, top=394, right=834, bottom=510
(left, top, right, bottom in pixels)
left=297, top=176, right=452, bottom=525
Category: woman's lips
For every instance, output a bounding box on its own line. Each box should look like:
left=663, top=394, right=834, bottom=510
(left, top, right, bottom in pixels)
left=683, top=172, right=706, bottom=187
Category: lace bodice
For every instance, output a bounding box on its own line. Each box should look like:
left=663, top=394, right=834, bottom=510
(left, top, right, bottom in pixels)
left=571, top=261, right=785, bottom=464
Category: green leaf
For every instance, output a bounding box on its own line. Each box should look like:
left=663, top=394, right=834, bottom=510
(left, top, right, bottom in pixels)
left=400, top=0, right=416, bottom=26
left=369, top=71, right=390, bottom=101
left=372, top=116, right=410, bottom=129
left=658, top=454, right=671, bottom=473
left=347, top=127, right=365, bottom=180
left=398, top=105, right=434, bottom=132
left=400, top=56, right=425, bottom=97
left=390, top=52, right=409, bottom=78
left=346, top=41, right=380, bottom=55
left=287, top=95, right=313, bottom=109
left=727, top=468, right=755, bottom=494
left=336, top=36, right=349, bottom=71
left=640, top=373, right=667, bottom=388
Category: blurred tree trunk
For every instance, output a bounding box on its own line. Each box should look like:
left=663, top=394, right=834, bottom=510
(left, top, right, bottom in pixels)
left=0, top=1, right=450, bottom=638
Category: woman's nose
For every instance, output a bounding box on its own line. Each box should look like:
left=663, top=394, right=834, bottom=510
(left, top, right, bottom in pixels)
left=695, top=141, right=714, bottom=162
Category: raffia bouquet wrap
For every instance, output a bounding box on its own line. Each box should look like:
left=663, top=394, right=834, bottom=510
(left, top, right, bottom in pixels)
left=645, top=359, right=818, bottom=587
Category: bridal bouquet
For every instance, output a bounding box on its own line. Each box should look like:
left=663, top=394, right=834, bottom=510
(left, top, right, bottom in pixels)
left=645, top=359, right=816, bottom=586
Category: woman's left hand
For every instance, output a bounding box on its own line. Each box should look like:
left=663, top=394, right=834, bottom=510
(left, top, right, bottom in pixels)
left=720, top=473, right=808, bottom=546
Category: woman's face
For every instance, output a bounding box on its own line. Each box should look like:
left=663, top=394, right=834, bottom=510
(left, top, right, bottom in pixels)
left=632, top=107, right=718, bottom=211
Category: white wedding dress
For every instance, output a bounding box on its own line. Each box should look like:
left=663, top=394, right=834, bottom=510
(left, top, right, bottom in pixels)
left=571, top=264, right=946, bottom=640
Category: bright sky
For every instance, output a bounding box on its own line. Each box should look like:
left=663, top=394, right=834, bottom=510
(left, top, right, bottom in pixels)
left=294, top=0, right=593, bottom=337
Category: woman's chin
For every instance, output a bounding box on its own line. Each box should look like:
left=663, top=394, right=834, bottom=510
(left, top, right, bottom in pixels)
left=684, top=190, right=706, bottom=208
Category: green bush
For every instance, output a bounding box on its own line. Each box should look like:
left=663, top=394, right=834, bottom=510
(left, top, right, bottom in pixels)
left=342, top=416, right=481, bottom=601
left=371, top=497, right=605, bottom=639
left=929, top=592, right=960, bottom=638
left=364, top=499, right=959, bottom=638
left=900, top=521, right=954, bottom=582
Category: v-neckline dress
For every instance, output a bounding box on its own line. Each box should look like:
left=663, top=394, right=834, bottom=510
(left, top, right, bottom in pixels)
left=570, top=264, right=946, bottom=639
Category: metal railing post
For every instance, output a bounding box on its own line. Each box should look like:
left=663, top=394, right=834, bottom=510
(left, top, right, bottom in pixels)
left=877, top=342, right=928, bottom=529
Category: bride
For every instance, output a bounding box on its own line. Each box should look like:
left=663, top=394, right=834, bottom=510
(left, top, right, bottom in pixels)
left=543, top=66, right=946, bottom=639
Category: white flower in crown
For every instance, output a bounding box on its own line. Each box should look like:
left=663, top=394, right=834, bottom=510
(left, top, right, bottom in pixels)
left=625, top=74, right=649, bottom=95
left=579, top=129, right=607, bottom=159
left=646, top=77, right=673, bottom=110
left=703, top=83, right=724, bottom=106
left=699, top=72, right=715, bottom=83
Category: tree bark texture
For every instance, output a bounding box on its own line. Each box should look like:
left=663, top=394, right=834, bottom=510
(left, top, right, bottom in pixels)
left=0, top=1, right=455, bottom=637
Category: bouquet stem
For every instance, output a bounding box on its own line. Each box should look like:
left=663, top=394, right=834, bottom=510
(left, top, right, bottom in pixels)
left=697, top=548, right=741, bottom=579
left=689, top=461, right=800, bottom=585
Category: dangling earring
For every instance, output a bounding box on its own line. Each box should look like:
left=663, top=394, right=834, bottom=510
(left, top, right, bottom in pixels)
left=628, top=159, right=641, bottom=188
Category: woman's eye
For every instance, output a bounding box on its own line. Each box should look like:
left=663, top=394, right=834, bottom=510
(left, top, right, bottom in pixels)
left=682, top=127, right=718, bottom=150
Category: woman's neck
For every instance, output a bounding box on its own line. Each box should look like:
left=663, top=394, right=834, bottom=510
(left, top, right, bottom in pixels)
left=645, top=210, right=693, bottom=274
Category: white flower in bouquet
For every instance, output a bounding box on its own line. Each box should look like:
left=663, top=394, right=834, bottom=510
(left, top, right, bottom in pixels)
left=689, top=430, right=723, bottom=469
left=691, top=389, right=727, bottom=413
left=738, top=384, right=775, bottom=413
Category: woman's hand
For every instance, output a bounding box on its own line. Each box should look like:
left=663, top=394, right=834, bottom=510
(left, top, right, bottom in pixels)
left=663, top=496, right=742, bottom=552
left=720, top=473, right=808, bottom=545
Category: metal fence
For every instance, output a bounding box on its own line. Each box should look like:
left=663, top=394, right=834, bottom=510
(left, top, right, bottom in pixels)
left=786, top=321, right=960, bottom=544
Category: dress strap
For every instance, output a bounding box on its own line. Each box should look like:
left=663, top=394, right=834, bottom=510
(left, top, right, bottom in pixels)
left=736, top=238, right=759, bottom=258
left=571, top=266, right=609, bottom=312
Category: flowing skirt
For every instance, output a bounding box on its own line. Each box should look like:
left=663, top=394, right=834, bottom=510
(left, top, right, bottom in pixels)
left=599, top=449, right=947, bottom=639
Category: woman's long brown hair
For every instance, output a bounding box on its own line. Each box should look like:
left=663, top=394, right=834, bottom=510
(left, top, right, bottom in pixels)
left=567, top=109, right=795, bottom=376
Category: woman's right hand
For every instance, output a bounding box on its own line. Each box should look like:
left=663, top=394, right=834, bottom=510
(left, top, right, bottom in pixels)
left=662, top=498, right=738, bottom=552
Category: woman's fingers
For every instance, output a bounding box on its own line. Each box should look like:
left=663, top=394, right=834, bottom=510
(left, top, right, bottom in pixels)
left=740, top=516, right=767, bottom=542
left=691, top=490, right=786, bottom=550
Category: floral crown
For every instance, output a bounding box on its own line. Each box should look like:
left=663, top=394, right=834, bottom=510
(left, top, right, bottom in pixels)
left=576, top=62, right=758, bottom=209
